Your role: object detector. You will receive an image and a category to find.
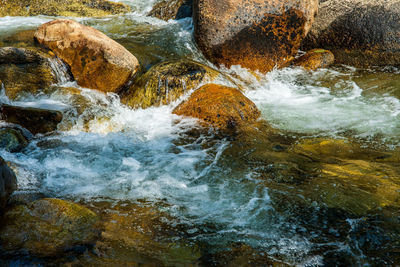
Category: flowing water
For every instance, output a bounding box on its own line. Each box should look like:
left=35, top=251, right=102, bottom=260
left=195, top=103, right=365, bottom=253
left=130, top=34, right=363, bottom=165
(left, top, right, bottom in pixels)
left=0, top=1, right=400, bottom=266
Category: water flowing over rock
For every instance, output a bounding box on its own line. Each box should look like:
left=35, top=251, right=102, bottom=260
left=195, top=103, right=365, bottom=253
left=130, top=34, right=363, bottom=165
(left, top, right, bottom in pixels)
left=121, top=60, right=219, bottom=109
left=0, top=0, right=130, bottom=17
left=293, top=49, right=334, bottom=70
left=0, top=157, right=17, bottom=211
left=0, top=104, right=63, bottom=135
left=34, top=19, right=140, bottom=93
left=0, top=47, right=56, bottom=100
left=193, top=0, right=319, bottom=72
left=173, top=83, right=260, bottom=129
left=302, top=0, right=400, bottom=67
left=0, top=198, right=100, bottom=257
left=149, top=0, right=193, bottom=21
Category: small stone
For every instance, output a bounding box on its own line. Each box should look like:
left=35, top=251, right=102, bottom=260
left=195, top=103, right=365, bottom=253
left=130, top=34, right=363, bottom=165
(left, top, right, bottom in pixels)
left=293, top=49, right=335, bottom=70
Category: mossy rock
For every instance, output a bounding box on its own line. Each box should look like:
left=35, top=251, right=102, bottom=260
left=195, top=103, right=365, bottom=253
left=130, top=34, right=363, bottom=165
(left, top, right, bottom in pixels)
left=0, top=29, right=36, bottom=48
left=0, top=47, right=56, bottom=100
left=292, top=49, right=335, bottom=70
left=121, top=60, right=219, bottom=109
left=0, top=198, right=100, bottom=257
left=0, top=127, right=29, bottom=152
left=0, top=0, right=130, bottom=17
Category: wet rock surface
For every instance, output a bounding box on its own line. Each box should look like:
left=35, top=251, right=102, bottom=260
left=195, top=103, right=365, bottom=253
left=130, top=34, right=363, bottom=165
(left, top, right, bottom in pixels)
left=0, top=47, right=56, bottom=100
left=293, top=49, right=334, bottom=70
left=0, top=157, right=17, bottom=211
left=34, top=19, right=140, bottom=93
left=121, top=60, right=219, bottom=109
left=0, top=198, right=100, bottom=258
left=302, top=0, right=400, bottom=67
left=149, top=0, right=193, bottom=21
left=0, top=104, right=63, bottom=135
left=173, top=83, right=260, bottom=129
left=193, top=0, right=319, bottom=72
left=0, top=126, right=29, bottom=152
left=0, top=0, right=130, bottom=17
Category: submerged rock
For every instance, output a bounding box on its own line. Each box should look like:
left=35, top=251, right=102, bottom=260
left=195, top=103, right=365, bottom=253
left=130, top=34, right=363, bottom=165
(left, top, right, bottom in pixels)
left=173, top=84, right=260, bottom=129
left=0, top=126, right=29, bottom=152
left=0, top=198, right=100, bottom=257
left=0, top=0, right=130, bottom=17
left=34, top=19, right=139, bottom=93
left=1, top=104, right=63, bottom=135
left=121, top=60, right=219, bottom=109
left=0, top=29, right=36, bottom=48
left=302, top=0, right=400, bottom=67
left=193, top=0, right=319, bottom=72
left=0, top=157, right=17, bottom=211
left=149, top=0, right=193, bottom=21
left=0, top=47, right=56, bottom=100
left=293, top=49, right=335, bottom=70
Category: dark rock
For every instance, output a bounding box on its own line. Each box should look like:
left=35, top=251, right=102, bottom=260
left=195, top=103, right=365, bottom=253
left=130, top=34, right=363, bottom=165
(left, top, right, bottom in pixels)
left=302, top=0, right=400, bottom=67
left=0, top=157, right=17, bottom=211
left=149, top=0, right=192, bottom=21
left=0, top=126, right=29, bottom=152
left=121, top=59, right=219, bottom=109
left=0, top=104, right=63, bottom=135
left=193, top=0, right=319, bottom=72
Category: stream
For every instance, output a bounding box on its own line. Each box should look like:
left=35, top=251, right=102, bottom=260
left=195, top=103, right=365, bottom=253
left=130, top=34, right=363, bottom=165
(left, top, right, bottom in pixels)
left=0, top=1, right=400, bottom=266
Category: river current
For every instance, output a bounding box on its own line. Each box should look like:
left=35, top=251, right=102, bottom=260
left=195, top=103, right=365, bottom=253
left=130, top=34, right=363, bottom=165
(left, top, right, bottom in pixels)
left=1, top=1, right=400, bottom=266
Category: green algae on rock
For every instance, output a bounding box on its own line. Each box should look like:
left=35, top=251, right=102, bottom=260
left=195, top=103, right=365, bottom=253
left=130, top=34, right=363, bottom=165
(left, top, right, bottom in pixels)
left=149, top=0, right=193, bottom=21
left=0, top=198, right=100, bottom=257
left=0, top=0, right=130, bottom=17
left=121, top=60, right=219, bottom=109
left=0, top=47, right=56, bottom=100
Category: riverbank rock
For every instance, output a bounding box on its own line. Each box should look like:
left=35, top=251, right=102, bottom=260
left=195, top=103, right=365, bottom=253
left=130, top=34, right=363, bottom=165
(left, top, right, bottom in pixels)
left=121, top=60, right=219, bottom=109
left=0, top=0, right=130, bottom=17
left=173, top=84, right=260, bottom=129
left=34, top=19, right=139, bottom=93
left=0, top=127, right=29, bottom=152
left=149, top=0, right=192, bottom=21
left=0, top=30, right=36, bottom=48
left=301, top=0, right=400, bottom=67
left=0, top=157, right=17, bottom=211
left=0, top=47, right=56, bottom=100
left=1, top=104, right=63, bottom=135
left=293, top=49, right=334, bottom=70
left=0, top=198, right=99, bottom=257
left=193, top=0, right=319, bottom=72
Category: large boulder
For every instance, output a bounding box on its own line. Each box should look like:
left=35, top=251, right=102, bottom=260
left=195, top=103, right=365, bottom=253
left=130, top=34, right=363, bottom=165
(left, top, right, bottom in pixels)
left=173, top=83, right=260, bottom=129
left=0, top=198, right=100, bottom=257
left=0, top=0, right=130, bottom=17
left=0, top=47, right=56, bottom=100
left=34, top=19, right=139, bottom=93
left=149, top=0, right=193, bottom=21
left=121, top=60, right=219, bottom=109
left=302, top=0, right=400, bottom=67
left=0, top=157, right=17, bottom=211
left=1, top=104, right=63, bottom=135
left=193, top=0, right=319, bottom=72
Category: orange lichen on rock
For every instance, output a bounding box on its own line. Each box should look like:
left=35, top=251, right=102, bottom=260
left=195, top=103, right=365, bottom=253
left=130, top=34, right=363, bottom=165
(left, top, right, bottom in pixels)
left=193, top=0, right=319, bottom=73
left=173, top=83, right=260, bottom=129
left=34, top=19, right=139, bottom=93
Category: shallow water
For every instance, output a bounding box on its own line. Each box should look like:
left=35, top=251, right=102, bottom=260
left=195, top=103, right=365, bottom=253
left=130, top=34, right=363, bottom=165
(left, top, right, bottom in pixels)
left=0, top=3, right=400, bottom=266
